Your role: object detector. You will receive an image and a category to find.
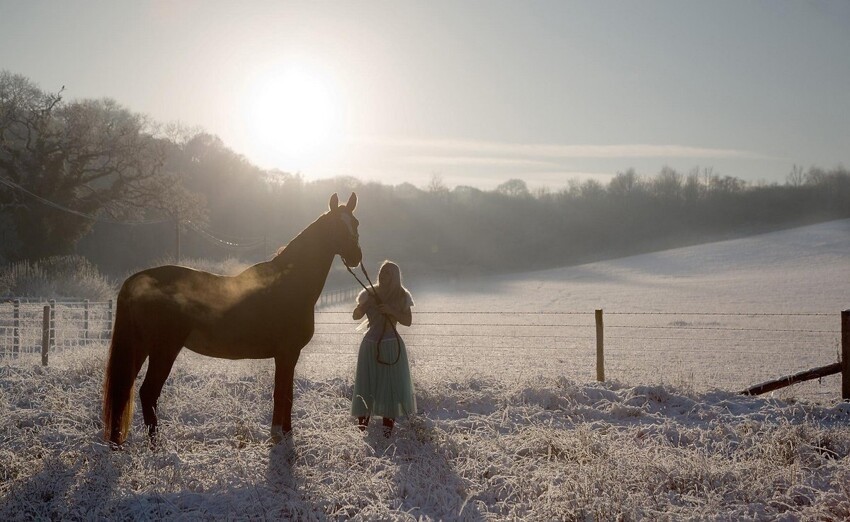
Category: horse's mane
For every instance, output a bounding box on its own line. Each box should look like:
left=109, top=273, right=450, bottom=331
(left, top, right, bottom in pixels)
left=272, top=211, right=330, bottom=260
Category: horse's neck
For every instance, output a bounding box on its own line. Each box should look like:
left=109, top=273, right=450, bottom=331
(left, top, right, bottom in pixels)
left=268, top=219, right=335, bottom=302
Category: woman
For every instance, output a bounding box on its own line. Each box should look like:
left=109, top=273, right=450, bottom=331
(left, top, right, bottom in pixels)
left=351, top=260, right=415, bottom=437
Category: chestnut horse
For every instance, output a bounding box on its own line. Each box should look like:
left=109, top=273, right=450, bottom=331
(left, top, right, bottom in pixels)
left=103, top=193, right=362, bottom=445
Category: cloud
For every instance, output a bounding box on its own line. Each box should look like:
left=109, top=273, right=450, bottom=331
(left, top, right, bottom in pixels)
left=350, top=136, right=770, bottom=160
left=448, top=170, right=616, bottom=190
left=403, top=156, right=560, bottom=168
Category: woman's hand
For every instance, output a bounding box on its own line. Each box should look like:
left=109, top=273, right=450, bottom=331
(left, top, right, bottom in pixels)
left=378, top=304, right=412, bottom=327
left=352, top=303, right=366, bottom=320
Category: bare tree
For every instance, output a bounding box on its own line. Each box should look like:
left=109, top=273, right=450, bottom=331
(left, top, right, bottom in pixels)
left=652, top=166, right=683, bottom=202
left=0, top=71, right=205, bottom=261
left=683, top=167, right=701, bottom=204
left=496, top=178, right=530, bottom=198
left=608, top=168, right=641, bottom=198
left=427, top=173, right=448, bottom=194
left=787, top=164, right=805, bottom=187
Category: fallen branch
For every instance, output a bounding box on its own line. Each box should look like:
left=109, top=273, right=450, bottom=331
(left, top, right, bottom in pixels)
left=741, top=362, right=842, bottom=396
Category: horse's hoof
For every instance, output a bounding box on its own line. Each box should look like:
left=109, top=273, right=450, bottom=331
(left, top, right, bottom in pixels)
left=147, top=425, right=160, bottom=450
left=270, top=425, right=288, bottom=444
left=148, top=436, right=161, bottom=451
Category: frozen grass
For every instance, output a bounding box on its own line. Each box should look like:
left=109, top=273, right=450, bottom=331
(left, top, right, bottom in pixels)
left=0, top=256, right=116, bottom=301
left=1, top=346, right=849, bottom=521
left=2, top=220, right=849, bottom=520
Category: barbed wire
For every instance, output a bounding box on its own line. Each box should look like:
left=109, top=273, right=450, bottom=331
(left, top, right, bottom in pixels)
left=309, top=333, right=834, bottom=345
left=305, top=339, right=829, bottom=350
left=607, top=325, right=836, bottom=334
left=299, top=349, right=837, bottom=359
left=315, top=310, right=836, bottom=317
left=605, top=311, right=834, bottom=316
left=606, top=336, right=832, bottom=344
left=1, top=299, right=842, bottom=360
left=315, top=321, right=593, bottom=327
left=316, top=310, right=593, bottom=315
left=3, top=302, right=839, bottom=320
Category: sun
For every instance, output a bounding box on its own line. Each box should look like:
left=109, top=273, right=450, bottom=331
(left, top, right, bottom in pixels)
left=243, top=66, right=342, bottom=170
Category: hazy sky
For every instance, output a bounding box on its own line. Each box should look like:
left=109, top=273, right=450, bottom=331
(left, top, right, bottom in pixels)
left=1, top=1, right=848, bottom=190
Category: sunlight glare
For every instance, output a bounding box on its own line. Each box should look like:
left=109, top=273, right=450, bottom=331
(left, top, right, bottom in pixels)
left=243, top=66, right=342, bottom=170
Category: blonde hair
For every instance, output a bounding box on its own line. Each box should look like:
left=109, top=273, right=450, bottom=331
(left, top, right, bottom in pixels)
left=356, top=260, right=413, bottom=312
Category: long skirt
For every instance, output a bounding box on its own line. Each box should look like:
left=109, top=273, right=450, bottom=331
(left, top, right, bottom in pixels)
left=351, top=336, right=416, bottom=419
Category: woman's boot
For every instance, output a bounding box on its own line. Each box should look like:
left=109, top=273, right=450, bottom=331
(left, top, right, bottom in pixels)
left=358, top=416, right=370, bottom=432
left=382, top=418, right=395, bottom=438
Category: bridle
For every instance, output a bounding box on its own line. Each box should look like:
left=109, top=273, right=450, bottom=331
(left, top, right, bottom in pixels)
left=335, top=208, right=402, bottom=365
left=344, top=260, right=403, bottom=366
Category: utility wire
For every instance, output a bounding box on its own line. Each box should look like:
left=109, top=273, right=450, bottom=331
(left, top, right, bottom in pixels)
left=0, top=175, right=171, bottom=225
left=185, top=220, right=265, bottom=250
left=1, top=175, right=266, bottom=249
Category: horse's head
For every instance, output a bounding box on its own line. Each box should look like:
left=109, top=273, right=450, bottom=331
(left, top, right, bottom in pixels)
left=326, top=192, right=362, bottom=268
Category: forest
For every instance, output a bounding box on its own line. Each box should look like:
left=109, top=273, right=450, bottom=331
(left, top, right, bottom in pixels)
left=2, top=70, right=849, bottom=290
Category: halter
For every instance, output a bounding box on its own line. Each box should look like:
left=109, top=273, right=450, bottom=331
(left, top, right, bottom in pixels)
left=345, top=261, right=403, bottom=365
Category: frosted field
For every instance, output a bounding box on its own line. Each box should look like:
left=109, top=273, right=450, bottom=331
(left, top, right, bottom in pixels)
left=310, top=218, right=850, bottom=403
left=2, top=220, right=850, bottom=520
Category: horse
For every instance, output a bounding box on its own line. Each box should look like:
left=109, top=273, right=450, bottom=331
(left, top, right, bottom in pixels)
left=102, top=192, right=362, bottom=446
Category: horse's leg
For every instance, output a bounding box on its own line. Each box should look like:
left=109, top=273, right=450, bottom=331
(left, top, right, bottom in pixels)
left=271, top=352, right=298, bottom=443
left=139, top=343, right=182, bottom=443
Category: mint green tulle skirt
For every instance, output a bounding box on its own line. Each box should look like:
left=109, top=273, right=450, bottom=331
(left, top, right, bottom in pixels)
left=351, top=336, right=416, bottom=419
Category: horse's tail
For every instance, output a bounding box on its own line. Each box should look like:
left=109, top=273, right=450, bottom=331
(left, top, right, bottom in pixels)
left=102, top=290, right=139, bottom=445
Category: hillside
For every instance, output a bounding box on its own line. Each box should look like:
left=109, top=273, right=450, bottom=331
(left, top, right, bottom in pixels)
left=412, top=218, right=850, bottom=313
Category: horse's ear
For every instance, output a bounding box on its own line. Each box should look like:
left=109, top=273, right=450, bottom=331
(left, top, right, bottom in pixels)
left=345, top=192, right=357, bottom=212
left=328, top=193, right=339, bottom=212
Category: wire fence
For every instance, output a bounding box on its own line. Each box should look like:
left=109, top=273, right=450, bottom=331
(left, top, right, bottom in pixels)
left=300, top=309, right=843, bottom=401
left=0, top=290, right=359, bottom=362
left=316, top=287, right=360, bottom=308
left=0, top=299, right=843, bottom=400
left=0, top=300, right=114, bottom=361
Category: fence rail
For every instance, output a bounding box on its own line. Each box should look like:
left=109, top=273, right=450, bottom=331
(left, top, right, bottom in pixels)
left=1, top=298, right=845, bottom=401
left=0, top=288, right=358, bottom=361
left=316, top=287, right=360, bottom=308
left=0, top=299, right=115, bottom=362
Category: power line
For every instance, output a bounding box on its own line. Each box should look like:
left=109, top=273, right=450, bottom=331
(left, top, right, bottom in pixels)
left=0, top=175, right=171, bottom=225
left=185, top=221, right=265, bottom=250
left=1, top=175, right=266, bottom=250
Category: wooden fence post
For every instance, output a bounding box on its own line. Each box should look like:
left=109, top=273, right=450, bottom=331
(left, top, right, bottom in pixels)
left=41, top=305, right=50, bottom=366
left=13, top=299, right=20, bottom=356
left=83, top=299, right=90, bottom=344
left=842, top=309, right=849, bottom=402
left=596, top=309, right=605, bottom=382
left=107, top=299, right=114, bottom=338
left=48, top=299, right=56, bottom=355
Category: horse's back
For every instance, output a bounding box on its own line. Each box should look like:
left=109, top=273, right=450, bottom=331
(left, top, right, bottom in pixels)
left=118, top=265, right=220, bottom=335
left=120, top=264, right=314, bottom=359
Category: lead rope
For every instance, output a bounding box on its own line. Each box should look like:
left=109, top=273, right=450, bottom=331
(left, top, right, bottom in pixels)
left=345, top=262, right=402, bottom=365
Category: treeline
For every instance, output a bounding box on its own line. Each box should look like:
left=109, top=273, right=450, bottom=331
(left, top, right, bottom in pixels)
left=2, top=71, right=848, bottom=286
left=79, top=133, right=850, bottom=285
left=353, top=165, right=850, bottom=277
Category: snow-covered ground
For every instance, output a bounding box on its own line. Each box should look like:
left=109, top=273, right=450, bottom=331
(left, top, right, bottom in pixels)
left=415, top=218, right=849, bottom=313
left=1, top=220, right=849, bottom=520
left=313, top=218, right=850, bottom=402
